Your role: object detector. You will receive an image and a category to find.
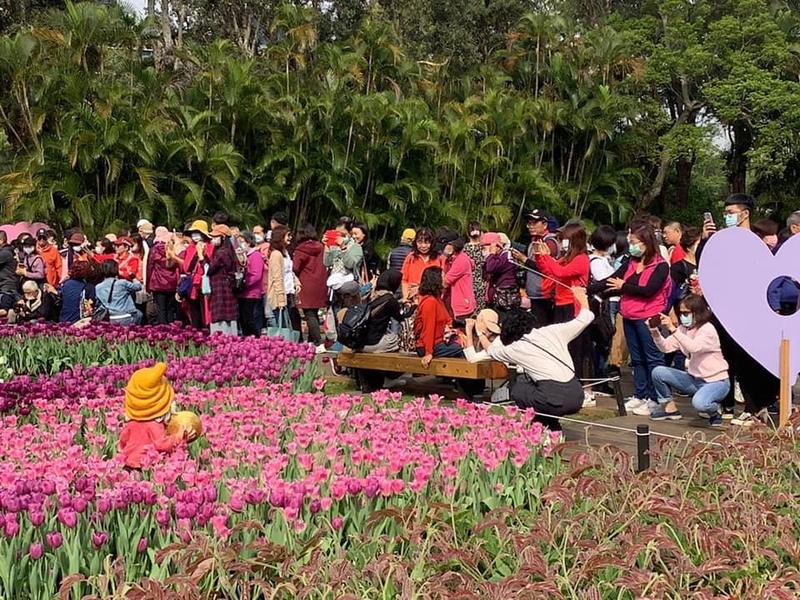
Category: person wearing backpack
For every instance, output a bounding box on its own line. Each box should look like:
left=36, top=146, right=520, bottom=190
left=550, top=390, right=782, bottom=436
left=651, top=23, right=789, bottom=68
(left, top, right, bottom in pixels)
left=361, top=270, right=410, bottom=353
left=587, top=226, right=618, bottom=397
left=599, top=225, right=672, bottom=415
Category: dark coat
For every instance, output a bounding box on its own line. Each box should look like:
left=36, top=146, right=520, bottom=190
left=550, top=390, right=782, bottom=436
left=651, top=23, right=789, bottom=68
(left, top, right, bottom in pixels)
left=207, top=243, right=238, bottom=323
left=292, top=240, right=327, bottom=309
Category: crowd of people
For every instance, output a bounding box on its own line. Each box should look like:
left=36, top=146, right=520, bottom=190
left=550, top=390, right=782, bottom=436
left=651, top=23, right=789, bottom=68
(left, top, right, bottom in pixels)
left=0, top=193, right=793, bottom=430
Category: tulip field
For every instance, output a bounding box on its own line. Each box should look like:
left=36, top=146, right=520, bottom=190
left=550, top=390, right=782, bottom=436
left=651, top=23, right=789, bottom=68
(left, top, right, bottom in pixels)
left=1, top=324, right=799, bottom=599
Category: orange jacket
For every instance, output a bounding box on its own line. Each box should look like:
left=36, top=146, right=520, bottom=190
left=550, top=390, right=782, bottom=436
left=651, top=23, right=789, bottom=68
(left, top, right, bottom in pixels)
left=37, top=243, right=62, bottom=288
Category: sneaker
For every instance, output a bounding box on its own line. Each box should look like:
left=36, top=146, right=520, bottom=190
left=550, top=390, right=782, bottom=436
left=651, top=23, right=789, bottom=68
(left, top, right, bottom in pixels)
left=650, top=407, right=682, bottom=421
left=315, top=343, right=328, bottom=355
left=593, top=385, right=615, bottom=397
left=624, top=397, right=646, bottom=410
left=767, top=403, right=779, bottom=415
left=731, top=411, right=759, bottom=427
left=708, top=413, right=724, bottom=427
left=697, top=411, right=710, bottom=419
left=722, top=407, right=735, bottom=420
left=582, top=392, right=596, bottom=408
left=632, top=400, right=658, bottom=416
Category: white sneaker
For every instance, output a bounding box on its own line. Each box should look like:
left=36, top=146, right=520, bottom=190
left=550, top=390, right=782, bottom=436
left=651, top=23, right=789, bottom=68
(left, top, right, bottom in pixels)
left=624, top=397, right=646, bottom=410
left=632, top=400, right=658, bottom=416
left=315, top=343, right=328, bottom=354
left=730, top=410, right=766, bottom=427
left=582, top=392, right=596, bottom=408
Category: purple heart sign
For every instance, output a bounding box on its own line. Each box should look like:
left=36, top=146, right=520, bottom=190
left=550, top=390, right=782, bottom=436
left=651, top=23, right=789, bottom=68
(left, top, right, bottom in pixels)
left=699, top=227, right=800, bottom=378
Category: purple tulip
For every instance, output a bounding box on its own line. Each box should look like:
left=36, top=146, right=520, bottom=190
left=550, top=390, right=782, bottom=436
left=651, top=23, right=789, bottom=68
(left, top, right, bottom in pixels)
left=331, top=516, right=344, bottom=530
left=92, top=531, right=108, bottom=549
left=136, top=537, right=148, bottom=553
left=46, top=531, right=62, bottom=549
left=28, top=510, right=44, bottom=527
left=29, top=543, right=43, bottom=560
left=57, top=508, right=77, bottom=529
left=155, top=510, right=170, bottom=527
left=309, top=499, right=321, bottom=514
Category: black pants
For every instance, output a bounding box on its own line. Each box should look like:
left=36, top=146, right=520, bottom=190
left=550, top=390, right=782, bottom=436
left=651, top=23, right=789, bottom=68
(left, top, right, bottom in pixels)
left=716, top=316, right=779, bottom=413
left=186, top=297, right=204, bottom=329
left=303, top=308, right=322, bottom=345
left=511, top=375, right=583, bottom=431
left=153, top=291, right=178, bottom=325
left=238, top=298, right=261, bottom=337
left=553, top=304, right=594, bottom=381
left=416, top=344, right=485, bottom=398
left=529, top=298, right=554, bottom=327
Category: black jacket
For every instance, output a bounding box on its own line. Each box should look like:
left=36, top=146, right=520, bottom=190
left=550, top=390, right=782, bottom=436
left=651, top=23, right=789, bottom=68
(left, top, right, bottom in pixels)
left=0, top=245, right=18, bottom=296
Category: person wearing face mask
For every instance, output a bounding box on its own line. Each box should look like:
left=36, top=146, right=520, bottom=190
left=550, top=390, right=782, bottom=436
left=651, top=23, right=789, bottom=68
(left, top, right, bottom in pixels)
left=207, top=224, right=239, bottom=335
left=0, top=231, right=19, bottom=311
left=594, top=225, right=671, bottom=415
left=59, top=232, right=93, bottom=284
left=649, top=295, right=729, bottom=426
left=388, top=229, right=416, bottom=273
left=439, top=229, right=476, bottom=319
left=137, top=219, right=155, bottom=249
left=94, top=238, right=116, bottom=263
left=114, top=237, right=140, bottom=282
left=9, top=280, right=58, bottom=323
left=482, top=232, right=519, bottom=311
left=518, top=210, right=559, bottom=326
left=15, top=234, right=46, bottom=287
left=463, top=221, right=486, bottom=311
left=35, top=228, right=62, bottom=289
left=182, top=220, right=213, bottom=329
left=146, top=227, right=181, bottom=325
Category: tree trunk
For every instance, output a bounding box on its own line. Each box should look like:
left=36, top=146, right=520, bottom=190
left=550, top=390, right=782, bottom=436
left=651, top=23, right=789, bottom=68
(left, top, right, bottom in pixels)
left=727, top=119, right=752, bottom=194
left=160, top=0, right=173, bottom=50
left=147, top=0, right=156, bottom=18
left=674, top=153, right=695, bottom=209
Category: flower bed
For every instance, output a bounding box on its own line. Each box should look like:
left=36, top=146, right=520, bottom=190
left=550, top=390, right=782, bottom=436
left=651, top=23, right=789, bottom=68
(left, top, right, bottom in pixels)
left=0, top=384, right=558, bottom=599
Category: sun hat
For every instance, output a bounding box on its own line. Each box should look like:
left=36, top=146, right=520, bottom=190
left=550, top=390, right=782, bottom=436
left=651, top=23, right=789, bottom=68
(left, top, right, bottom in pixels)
left=497, top=233, right=511, bottom=248
left=401, top=228, right=416, bottom=242
left=476, top=309, right=501, bottom=335
left=104, top=233, right=118, bottom=243
left=480, top=232, right=502, bottom=247
left=210, top=224, right=231, bottom=238
left=185, top=220, right=210, bottom=238
left=124, top=362, right=174, bottom=421
left=137, top=219, right=154, bottom=233
left=154, top=226, right=172, bottom=244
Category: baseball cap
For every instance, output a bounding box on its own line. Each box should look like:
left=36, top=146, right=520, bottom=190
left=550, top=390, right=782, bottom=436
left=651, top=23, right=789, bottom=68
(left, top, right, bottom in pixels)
left=401, top=228, right=416, bottom=242
left=525, top=209, right=551, bottom=222
left=480, top=232, right=502, bottom=246
left=35, top=228, right=48, bottom=240
left=476, top=309, right=501, bottom=335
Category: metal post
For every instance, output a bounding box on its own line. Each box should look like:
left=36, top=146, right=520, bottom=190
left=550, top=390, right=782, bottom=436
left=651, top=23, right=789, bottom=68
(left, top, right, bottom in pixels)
left=635, top=424, right=650, bottom=472
left=612, top=376, right=626, bottom=416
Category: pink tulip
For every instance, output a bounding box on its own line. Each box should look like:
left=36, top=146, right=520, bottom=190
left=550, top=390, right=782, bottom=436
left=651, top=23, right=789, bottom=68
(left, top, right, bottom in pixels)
left=29, top=542, right=43, bottom=560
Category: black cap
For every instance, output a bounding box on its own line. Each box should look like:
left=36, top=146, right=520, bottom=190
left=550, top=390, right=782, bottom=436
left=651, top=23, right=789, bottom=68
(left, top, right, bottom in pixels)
left=724, top=193, right=755, bottom=210
left=525, top=209, right=551, bottom=222
left=271, top=211, right=289, bottom=226
left=35, top=228, right=48, bottom=240
left=438, top=229, right=460, bottom=244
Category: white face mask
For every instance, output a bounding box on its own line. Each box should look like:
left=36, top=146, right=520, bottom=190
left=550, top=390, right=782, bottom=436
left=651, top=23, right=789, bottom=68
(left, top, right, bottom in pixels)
left=254, top=234, right=264, bottom=244
left=561, top=239, right=570, bottom=252
left=23, top=246, right=35, bottom=255
left=211, top=237, right=222, bottom=246
left=608, top=243, right=617, bottom=256
left=191, top=234, right=202, bottom=243
left=71, top=245, right=83, bottom=253
left=95, top=245, right=103, bottom=254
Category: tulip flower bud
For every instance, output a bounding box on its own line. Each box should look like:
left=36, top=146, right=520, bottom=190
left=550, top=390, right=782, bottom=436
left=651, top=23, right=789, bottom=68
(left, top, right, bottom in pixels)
left=29, top=542, right=43, bottom=560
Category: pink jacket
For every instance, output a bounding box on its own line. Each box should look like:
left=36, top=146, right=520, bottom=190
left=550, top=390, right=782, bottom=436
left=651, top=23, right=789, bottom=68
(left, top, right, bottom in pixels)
left=619, top=258, right=671, bottom=320
left=445, top=252, right=476, bottom=317
left=239, top=248, right=265, bottom=299
left=653, top=322, right=729, bottom=382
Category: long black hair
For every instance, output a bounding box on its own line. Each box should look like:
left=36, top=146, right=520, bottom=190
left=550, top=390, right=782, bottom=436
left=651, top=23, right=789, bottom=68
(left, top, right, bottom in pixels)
left=680, top=294, right=713, bottom=330
left=376, top=269, right=401, bottom=294
left=413, top=227, right=438, bottom=259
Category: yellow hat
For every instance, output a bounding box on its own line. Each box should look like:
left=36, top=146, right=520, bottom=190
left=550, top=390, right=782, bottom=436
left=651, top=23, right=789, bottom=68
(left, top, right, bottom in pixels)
left=401, top=228, right=416, bottom=242
left=185, top=220, right=210, bottom=238
left=124, top=362, right=175, bottom=421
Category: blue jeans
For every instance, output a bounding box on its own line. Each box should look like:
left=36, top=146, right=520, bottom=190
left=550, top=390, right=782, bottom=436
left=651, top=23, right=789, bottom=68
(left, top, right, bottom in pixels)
left=623, top=318, right=664, bottom=400
left=416, top=343, right=465, bottom=359
left=652, top=366, right=730, bottom=414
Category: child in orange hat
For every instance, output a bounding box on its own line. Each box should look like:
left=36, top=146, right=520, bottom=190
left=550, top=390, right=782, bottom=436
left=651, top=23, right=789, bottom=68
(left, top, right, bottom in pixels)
left=119, top=362, right=188, bottom=469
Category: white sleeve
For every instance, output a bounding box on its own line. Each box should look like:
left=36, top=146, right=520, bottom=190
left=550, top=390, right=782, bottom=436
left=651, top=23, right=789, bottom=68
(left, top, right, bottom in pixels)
left=486, top=337, right=509, bottom=363
left=464, top=346, right=490, bottom=363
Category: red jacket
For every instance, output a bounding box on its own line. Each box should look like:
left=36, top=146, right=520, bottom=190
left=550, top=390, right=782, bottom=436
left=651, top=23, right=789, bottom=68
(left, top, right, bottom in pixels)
left=119, top=420, right=181, bottom=469
left=115, top=252, right=140, bottom=281
left=292, top=240, right=327, bottom=309
left=146, top=242, right=180, bottom=293
left=536, top=253, right=589, bottom=311
left=414, top=295, right=451, bottom=356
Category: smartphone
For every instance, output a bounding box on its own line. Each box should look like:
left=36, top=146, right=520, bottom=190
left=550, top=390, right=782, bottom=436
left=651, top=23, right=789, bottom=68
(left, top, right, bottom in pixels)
left=703, top=212, right=714, bottom=224
left=648, top=315, right=662, bottom=328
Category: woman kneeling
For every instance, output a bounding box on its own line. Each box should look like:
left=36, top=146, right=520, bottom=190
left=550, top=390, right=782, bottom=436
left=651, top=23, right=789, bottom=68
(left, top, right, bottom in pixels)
left=648, top=295, right=729, bottom=426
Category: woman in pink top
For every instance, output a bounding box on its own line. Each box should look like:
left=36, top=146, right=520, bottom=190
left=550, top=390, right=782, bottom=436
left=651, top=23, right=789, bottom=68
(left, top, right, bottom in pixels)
left=648, top=295, right=729, bottom=426
left=236, top=231, right=265, bottom=336
left=441, top=233, right=476, bottom=318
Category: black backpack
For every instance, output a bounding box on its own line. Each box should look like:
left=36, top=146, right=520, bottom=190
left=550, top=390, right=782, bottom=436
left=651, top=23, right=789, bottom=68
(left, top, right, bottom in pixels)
left=587, top=256, right=616, bottom=349
left=337, top=302, right=372, bottom=350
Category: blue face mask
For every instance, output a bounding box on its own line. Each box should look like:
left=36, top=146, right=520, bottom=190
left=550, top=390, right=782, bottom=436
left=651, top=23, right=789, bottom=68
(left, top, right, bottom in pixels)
left=724, top=213, right=740, bottom=228
left=629, top=244, right=644, bottom=258
left=679, top=314, right=693, bottom=328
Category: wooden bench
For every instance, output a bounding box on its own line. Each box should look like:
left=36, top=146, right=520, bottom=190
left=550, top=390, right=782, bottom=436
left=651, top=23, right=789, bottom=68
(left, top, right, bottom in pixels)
left=337, top=351, right=627, bottom=416
left=337, top=351, right=509, bottom=380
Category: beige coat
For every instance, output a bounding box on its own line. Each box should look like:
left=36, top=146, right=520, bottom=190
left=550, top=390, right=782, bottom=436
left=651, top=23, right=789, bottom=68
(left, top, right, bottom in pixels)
left=267, top=249, right=286, bottom=309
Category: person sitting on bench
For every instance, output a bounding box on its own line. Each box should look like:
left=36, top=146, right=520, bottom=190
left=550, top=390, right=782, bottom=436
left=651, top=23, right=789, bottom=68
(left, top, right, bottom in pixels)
left=362, top=270, right=411, bottom=353
left=486, top=287, right=594, bottom=430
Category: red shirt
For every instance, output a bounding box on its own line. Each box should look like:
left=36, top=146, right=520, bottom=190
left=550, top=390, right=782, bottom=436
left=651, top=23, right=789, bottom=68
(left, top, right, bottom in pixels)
left=536, top=253, right=590, bottom=310
left=414, top=295, right=451, bottom=356
left=119, top=420, right=181, bottom=469
left=669, top=244, right=686, bottom=264
left=115, top=252, right=141, bottom=281
left=401, top=254, right=445, bottom=288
